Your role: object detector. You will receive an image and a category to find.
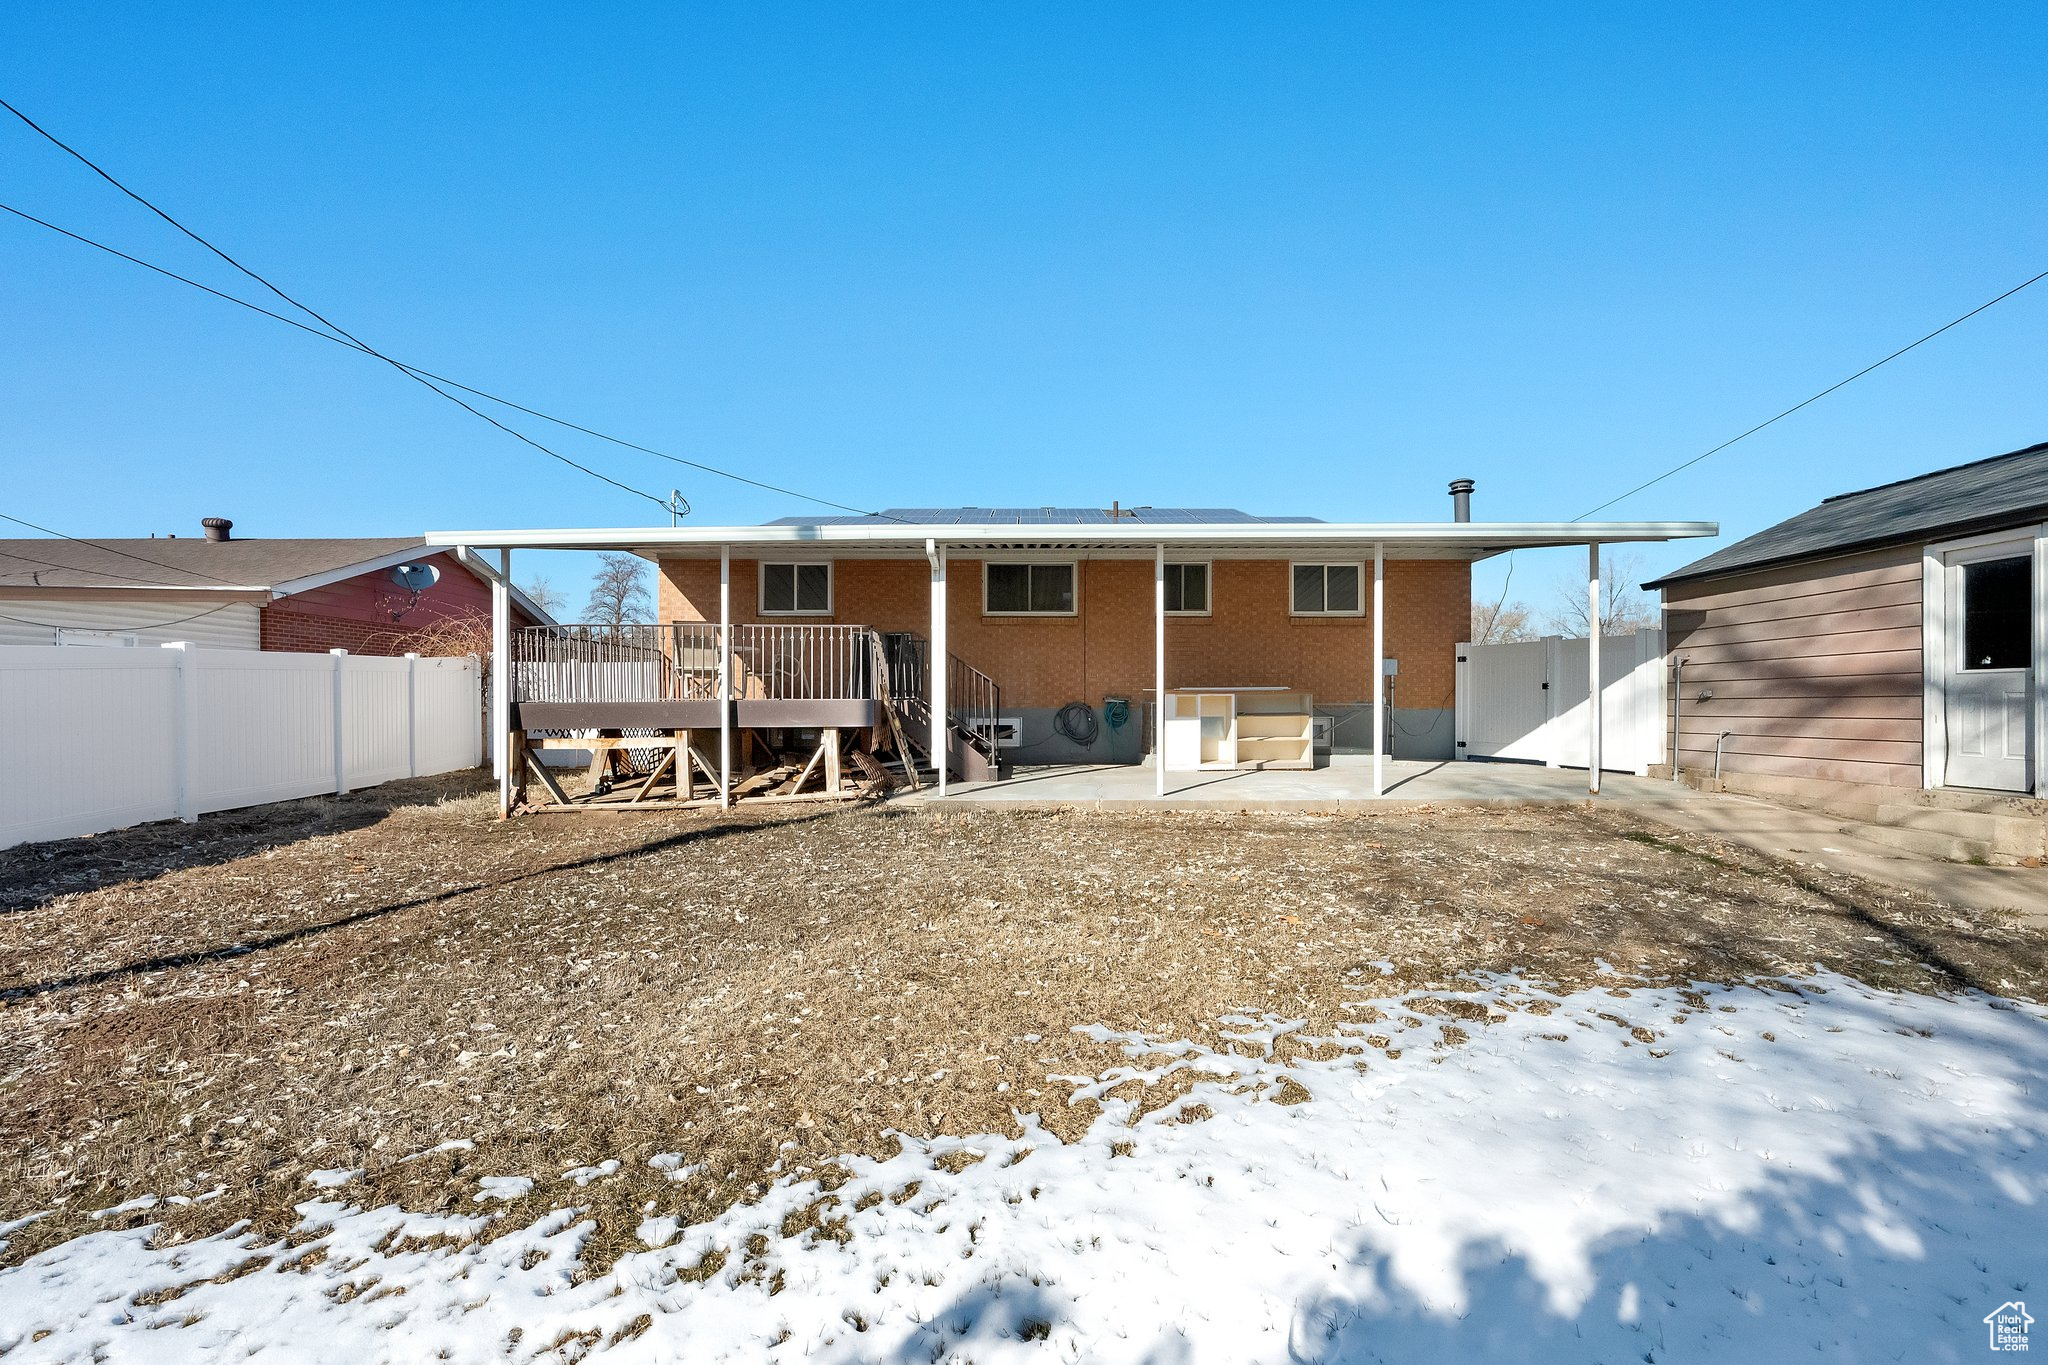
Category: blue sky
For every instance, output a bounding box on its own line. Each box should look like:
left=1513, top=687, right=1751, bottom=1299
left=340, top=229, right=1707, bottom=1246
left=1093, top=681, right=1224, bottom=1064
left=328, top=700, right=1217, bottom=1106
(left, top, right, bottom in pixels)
left=3, top=2, right=2042, bottom=613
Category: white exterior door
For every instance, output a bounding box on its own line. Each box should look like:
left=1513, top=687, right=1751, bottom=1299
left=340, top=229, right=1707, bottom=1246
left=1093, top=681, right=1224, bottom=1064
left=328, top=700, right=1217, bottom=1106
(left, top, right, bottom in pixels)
left=1941, top=541, right=2034, bottom=792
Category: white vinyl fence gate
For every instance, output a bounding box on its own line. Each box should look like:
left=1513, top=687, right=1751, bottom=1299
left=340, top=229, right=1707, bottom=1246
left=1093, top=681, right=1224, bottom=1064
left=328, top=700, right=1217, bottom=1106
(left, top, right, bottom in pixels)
left=1454, top=629, right=1666, bottom=775
left=0, top=643, right=482, bottom=850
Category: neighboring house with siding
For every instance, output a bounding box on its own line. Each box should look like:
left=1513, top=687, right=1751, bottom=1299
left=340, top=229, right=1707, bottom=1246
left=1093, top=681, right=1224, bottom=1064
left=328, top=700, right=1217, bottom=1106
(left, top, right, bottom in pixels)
left=0, top=518, right=551, bottom=652
left=1648, top=441, right=2047, bottom=804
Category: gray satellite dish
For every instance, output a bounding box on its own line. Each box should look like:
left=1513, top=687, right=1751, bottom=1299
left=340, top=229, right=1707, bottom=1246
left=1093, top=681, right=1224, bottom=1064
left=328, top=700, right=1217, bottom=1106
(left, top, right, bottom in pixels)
left=389, top=563, right=440, bottom=593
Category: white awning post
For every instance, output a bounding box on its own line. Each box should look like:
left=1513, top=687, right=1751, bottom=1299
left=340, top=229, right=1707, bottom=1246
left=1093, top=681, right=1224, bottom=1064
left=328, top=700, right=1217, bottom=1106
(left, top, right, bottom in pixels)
left=1372, top=543, right=1385, bottom=798
left=1155, top=543, right=1166, bottom=797
left=719, top=544, right=732, bottom=809
left=930, top=539, right=948, bottom=798
left=1588, top=542, right=1603, bottom=795
left=492, top=547, right=511, bottom=817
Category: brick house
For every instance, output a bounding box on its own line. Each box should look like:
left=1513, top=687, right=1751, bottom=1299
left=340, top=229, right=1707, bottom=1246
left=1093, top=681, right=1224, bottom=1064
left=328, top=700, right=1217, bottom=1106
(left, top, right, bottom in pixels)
left=0, top=518, right=552, bottom=653
left=435, top=497, right=1713, bottom=812
left=655, top=547, right=1472, bottom=764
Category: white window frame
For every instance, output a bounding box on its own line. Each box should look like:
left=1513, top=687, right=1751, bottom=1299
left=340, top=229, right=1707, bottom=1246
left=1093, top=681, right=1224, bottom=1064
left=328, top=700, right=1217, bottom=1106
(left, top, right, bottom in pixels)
left=757, top=560, right=834, bottom=617
left=1165, top=560, right=1212, bottom=616
left=982, top=560, right=1079, bottom=617
left=1289, top=561, right=1366, bottom=617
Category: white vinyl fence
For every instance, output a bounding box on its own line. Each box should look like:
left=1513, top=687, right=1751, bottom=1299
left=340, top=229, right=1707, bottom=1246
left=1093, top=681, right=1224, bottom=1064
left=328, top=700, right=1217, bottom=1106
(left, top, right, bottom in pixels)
left=1454, top=629, right=1666, bottom=775
left=0, top=643, right=481, bottom=850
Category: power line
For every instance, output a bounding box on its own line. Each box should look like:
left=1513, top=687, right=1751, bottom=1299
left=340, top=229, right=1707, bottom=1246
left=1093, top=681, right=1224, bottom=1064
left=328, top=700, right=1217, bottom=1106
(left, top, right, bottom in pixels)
left=1471, top=549, right=1519, bottom=643
left=1, top=98, right=669, bottom=512
left=0, top=201, right=896, bottom=520
left=0, top=509, right=259, bottom=587
left=0, top=546, right=202, bottom=588
left=1576, top=266, right=2048, bottom=521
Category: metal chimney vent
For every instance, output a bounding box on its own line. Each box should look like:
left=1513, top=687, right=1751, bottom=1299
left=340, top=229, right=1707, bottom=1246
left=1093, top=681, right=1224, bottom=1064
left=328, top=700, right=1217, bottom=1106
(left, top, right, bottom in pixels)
left=201, top=517, right=233, bottom=542
left=1448, top=479, right=1474, bottom=523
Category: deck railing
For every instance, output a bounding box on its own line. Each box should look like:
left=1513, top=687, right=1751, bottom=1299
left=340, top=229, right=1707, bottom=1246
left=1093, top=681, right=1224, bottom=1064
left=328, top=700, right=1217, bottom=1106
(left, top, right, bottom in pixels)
left=881, top=632, right=929, bottom=717
left=515, top=623, right=1001, bottom=763
left=512, top=623, right=722, bottom=703
left=514, top=623, right=876, bottom=705
left=731, top=624, right=872, bottom=701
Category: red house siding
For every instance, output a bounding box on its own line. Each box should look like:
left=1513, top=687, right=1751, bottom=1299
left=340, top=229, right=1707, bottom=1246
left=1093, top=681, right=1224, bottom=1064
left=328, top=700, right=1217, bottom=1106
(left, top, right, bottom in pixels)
left=260, top=551, right=531, bottom=655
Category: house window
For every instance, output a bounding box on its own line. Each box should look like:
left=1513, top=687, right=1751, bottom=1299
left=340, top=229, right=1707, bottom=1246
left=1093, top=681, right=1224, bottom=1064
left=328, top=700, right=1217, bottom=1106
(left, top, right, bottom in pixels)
left=1290, top=563, right=1363, bottom=616
left=1961, top=555, right=2030, bottom=670
left=1164, top=562, right=1209, bottom=614
left=760, top=562, right=832, bottom=615
left=984, top=562, right=1076, bottom=615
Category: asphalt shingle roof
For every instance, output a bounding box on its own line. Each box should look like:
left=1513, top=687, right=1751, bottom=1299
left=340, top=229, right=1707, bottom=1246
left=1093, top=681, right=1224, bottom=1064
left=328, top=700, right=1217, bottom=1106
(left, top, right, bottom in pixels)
left=763, top=507, right=1320, bottom=526
left=0, top=537, right=427, bottom=592
left=1646, top=442, right=2048, bottom=588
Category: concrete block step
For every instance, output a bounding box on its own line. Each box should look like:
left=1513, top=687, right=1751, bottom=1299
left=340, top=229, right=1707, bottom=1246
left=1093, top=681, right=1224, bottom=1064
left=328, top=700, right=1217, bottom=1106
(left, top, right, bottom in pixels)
left=1808, top=797, right=1895, bottom=825
left=1900, top=788, right=2048, bottom=817
left=1864, top=805, right=2047, bottom=857
left=1838, top=821, right=1998, bottom=864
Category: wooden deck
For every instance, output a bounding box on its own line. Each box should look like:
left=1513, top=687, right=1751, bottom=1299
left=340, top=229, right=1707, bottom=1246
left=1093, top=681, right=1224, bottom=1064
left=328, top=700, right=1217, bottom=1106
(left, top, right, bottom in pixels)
left=505, top=622, right=995, bottom=810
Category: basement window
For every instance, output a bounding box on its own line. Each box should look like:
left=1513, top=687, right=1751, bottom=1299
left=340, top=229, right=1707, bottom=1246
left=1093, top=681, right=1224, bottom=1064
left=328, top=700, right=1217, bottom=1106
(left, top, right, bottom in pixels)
left=984, top=562, right=1076, bottom=615
left=1290, top=563, right=1363, bottom=616
left=760, top=562, right=832, bottom=616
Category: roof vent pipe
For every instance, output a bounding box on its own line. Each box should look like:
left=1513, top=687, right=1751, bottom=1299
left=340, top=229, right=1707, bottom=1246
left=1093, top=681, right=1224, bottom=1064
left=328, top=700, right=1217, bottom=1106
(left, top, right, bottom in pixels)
left=1448, top=479, right=1475, bottom=522
left=201, top=517, right=233, bottom=542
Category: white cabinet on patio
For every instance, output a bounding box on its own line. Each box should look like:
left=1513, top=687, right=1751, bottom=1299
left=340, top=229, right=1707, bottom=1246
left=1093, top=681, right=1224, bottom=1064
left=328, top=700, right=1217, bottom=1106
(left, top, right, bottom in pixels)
left=1163, top=687, right=1314, bottom=771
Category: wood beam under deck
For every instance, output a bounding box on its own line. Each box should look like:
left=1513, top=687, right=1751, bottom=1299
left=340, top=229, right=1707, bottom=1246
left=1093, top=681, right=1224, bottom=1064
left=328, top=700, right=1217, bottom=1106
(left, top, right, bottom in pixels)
left=511, top=717, right=902, bottom=813
left=505, top=617, right=948, bottom=812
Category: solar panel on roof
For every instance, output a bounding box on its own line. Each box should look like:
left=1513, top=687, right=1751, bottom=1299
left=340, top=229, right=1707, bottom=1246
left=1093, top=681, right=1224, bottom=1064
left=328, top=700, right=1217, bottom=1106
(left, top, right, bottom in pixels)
left=761, top=507, right=1321, bottom=527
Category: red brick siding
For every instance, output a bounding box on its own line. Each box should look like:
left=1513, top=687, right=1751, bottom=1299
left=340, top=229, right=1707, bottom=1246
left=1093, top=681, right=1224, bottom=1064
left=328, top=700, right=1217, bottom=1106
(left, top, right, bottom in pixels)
left=658, top=556, right=1468, bottom=710
left=260, top=551, right=535, bottom=656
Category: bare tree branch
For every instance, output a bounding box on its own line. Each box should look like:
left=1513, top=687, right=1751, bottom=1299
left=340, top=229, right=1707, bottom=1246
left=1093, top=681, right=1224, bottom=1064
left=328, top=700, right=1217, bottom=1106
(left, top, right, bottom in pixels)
left=1470, top=599, right=1541, bottom=644
left=583, top=552, right=652, bottom=631
left=520, top=576, right=565, bottom=617
left=1546, top=550, right=1659, bottom=638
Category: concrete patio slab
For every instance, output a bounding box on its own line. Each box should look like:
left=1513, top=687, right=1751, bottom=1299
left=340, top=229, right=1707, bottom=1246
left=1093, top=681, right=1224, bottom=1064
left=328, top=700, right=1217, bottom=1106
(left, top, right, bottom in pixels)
left=913, top=756, right=1679, bottom=809
left=906, top=757, right=2048, bottom=922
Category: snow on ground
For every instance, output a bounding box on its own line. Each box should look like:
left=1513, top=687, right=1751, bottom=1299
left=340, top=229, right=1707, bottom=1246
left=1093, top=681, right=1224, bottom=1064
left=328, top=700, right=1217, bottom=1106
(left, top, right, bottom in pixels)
left=3, top=971, right=2045, bottom=1364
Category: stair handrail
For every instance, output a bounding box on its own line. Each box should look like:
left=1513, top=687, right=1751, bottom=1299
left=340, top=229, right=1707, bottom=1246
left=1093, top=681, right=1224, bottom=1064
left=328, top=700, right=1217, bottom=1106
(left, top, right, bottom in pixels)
left=874, top=630, right=1003, bottom=769
left=864, top=629, right=923, bottom=790
left=947, top=651, right=1002, bottom=763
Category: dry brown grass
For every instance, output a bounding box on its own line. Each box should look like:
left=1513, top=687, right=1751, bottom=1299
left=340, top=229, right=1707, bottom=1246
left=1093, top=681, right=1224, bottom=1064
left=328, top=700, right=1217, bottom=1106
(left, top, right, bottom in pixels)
left=3, top=772, right=2045, bottom=1272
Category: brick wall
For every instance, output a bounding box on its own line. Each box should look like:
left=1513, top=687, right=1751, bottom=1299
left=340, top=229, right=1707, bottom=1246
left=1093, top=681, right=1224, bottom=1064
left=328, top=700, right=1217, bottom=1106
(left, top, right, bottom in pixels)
left=659, top=555, right=1470, bottom=710
left=260, top=551, right=536, bottom=657
left=259, top=606, right=397, bottom=654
